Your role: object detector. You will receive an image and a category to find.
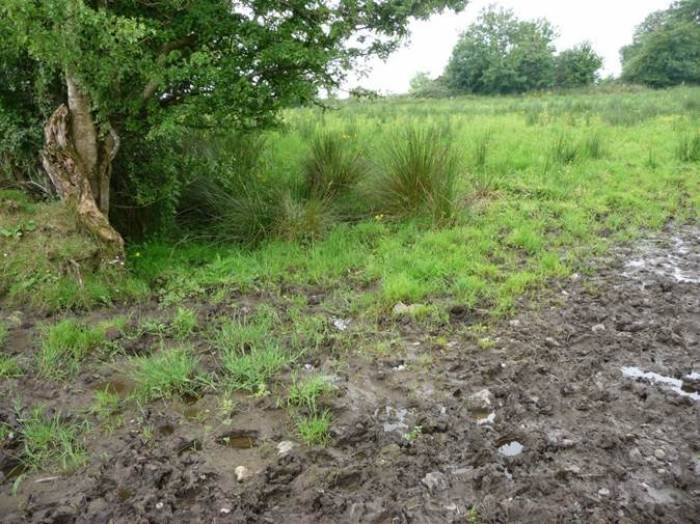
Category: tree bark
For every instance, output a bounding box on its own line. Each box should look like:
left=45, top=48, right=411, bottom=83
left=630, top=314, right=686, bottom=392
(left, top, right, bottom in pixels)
left=41, top=84, right=124, bottom=261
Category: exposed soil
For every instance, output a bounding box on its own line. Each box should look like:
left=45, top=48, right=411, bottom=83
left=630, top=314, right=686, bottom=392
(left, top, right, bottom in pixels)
left=2, top=225, right=699, bottom=523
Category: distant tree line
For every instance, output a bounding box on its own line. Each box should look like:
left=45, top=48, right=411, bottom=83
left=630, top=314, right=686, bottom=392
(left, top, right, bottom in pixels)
left=410, top=0, right=700, bottom=97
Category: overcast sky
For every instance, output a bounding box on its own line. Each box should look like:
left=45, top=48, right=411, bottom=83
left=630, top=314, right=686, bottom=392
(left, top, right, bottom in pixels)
left=347, top=0, right=675, bottom=94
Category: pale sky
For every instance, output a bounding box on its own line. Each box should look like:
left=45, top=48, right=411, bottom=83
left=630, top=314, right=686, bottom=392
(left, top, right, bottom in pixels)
left=347, top=0, right=675, bottom=94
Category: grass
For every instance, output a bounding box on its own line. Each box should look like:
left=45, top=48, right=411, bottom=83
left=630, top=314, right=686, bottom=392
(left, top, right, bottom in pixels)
left=295, top=410, right=331, bottom=446
left=20, top=408, right=88, bottom=473
left=38, top=319, right=107, bottom=379
left=90, top=389, right=121, bottom=420
left=220, top=342, right=288, bottom=393
left=288, top=374, right=335, bottom=412
left=172, top=307, right=198, bottom=340
left=0, top=355, right=22, bottom=378
left=0, top=321, right=7, bottom=348
left=131, top=346, right=201, bottom=402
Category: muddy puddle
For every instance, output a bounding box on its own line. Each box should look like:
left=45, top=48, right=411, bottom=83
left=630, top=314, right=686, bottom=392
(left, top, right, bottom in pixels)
left=621, top=366, right=700, bottom=401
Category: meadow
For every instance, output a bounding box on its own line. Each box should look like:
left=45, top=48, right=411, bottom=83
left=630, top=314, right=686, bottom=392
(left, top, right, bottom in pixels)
left=0, top=86, right=699, bottom=515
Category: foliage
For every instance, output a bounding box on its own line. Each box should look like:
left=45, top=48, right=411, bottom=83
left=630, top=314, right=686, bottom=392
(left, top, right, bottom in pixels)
left=374, top=126, right=461, bottom=224
left=445, top=6, right=557, bottom=94
left=39, top=319, right=107, bottom=379
left=20, top=408, right=88, bottom=472
left=555, top=42, right=603, bottom=88
left=409, top=72, right=454, bottom=98
left=621, top=0, right=700, bottom=87
left=131, top=346, right=201, bottom=402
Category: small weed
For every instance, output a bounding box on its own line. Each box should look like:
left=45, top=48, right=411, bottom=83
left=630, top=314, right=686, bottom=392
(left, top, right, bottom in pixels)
left=172, top=307, right=197, bottom=340
left=0, top=355, right=23, bottom=378
left=131, top=346, right=201, bottom=402
left=90, top=389, right=121, bottom=420
left=296, top=410, right=331, bottom=446
left=20, top=408, right=88, bottom=472
left=467, top=506, right=480, bottom=523
left=38, top=319, right=106, bottom=379
left=403, top=425, right=423, bottom=442
left=477, top=337, right=495, bottom=350
left=288, top=374, right=334, bottom=412
left=0, top=321, right=7, bottom=348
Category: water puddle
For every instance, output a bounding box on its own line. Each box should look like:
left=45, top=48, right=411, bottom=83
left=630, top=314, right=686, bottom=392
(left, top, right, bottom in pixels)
left=382, top=406, right=409, bottom=433
left=216, top=430, right=258, bottom=449
left=158, top=423, right=175, bottom=436
left=622, top=235, right=700, bottom=284
left=497, top=439, right=524, bottom=457
left=621, top=367, right=700, bottom=401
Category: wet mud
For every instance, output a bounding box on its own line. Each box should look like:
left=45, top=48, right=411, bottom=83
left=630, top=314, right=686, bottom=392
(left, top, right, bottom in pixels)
left=1, top=225, right=699, bottom=523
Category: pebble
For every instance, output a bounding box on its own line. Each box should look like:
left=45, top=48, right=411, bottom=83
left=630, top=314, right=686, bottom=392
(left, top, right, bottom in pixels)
left=155, top=502, right=164, bottom=510
left=421, top=471, right=448, bottom=494
left=467, top=389, right=494, bottom=411
left=220, top=508, right=232, bottom=515
left=628, top=447, right=642, bottom=462
left=598, top=488, right=610, bottom=497
left=277, top=441, right=295, bottom=456
left=592, top=323, right=606, bottom=333
left=654, top=449, right=666, bottom=460
left=235, top=466, right=252, bottom=482
left=544, top=337, right=560, bottom=348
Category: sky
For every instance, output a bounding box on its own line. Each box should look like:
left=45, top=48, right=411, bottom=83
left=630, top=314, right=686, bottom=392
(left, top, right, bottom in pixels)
left=346, top=0, right=675, bottom=94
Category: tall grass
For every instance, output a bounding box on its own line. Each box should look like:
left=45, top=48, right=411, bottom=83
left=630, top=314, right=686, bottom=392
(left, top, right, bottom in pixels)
left=374, top=126, right=461, bottom=225
left=676, top=132, right=700, bottom=162
left=304, top=132, right=366, bottom=200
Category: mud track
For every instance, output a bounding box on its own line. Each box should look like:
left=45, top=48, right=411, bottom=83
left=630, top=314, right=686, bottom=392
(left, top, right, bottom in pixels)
left=2, top=226, right=699, bottom=523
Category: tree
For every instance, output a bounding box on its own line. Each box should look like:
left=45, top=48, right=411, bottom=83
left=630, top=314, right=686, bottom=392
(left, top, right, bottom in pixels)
left=445, top=7, right=557, bottom=95
left=2, top=0, right=466, bottom=257
left=555, top=42, right=603, bottom=88
left=408, top=72, right=452, bottom=97
left=621, top=0, right=700, bottom=87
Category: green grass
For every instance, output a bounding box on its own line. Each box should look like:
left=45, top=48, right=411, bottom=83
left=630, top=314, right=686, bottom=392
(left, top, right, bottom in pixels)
left=0, top=321, right=7, bottom=348
left=288, top=374, right=335, bottom=412
left=38, top=319, right=107, bottom=379
left=20, top=408, right=88, bottom=473
left=172, top=307, right=198, bottom=340
left=295, top=410, right=331, bottom=446
left=90, top=389, right=121, bottom=420
left=131, top=346, right=201, bottom=402
left=0, top=355, right=22, bottom=378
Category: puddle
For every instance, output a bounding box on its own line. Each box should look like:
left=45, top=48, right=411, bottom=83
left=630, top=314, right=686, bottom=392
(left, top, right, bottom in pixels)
left=183, top=406, right=202, bottom=421
left=382, top=406, right=409, bottom=433
left=621, top=367, right=700, bottom=401
left=497, top=440, right=524, bottom=457
left=216, top=430, right=258, bottom=449
left=623, top=235, right=700, bottom=284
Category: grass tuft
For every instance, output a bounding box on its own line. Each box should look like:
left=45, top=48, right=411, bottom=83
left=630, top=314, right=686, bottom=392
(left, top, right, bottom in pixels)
left=131, top=346, right=201, bottom=402
left=304, top=132, right=366, bottom=200
left=20, top=408, right=88, bottom=472
left=295, top=410, right=331, bottom=446
left=38, top=319, right=106, bottom=379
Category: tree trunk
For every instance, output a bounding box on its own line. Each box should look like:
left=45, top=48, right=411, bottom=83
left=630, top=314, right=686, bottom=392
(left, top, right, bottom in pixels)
left=41, top=77, right=124, bottom=261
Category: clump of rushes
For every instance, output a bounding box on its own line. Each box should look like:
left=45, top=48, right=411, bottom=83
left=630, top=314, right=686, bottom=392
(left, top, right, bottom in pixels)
left=551, top=134, right=578, bottom=165
left=288, top=375, right=334, bottom=446
left=676, top=132, right=700, bottom=162
left=38, top=319, right=106, bottom=379
left=131, top=346, right=201, bottom=402
left=274, top=193, right=335, bottom=243
left=375, top=126, right=460, bottom=225
left=20, top=408, right=88, bottom=472
left=583, top=132, right=603, bottom=159
left=304, top=131, right=366, bottom=200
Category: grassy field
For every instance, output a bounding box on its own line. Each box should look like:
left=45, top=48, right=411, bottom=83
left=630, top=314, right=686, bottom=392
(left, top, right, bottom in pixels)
left=1, top=86, right=699, bottom=472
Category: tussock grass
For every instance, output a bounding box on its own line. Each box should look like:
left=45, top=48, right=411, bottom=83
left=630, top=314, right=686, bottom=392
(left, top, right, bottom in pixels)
left=20, top=408, right=88, bottom=472
left=304, top=132, right=366, bottom=200
left=676, top=132, right=700, bottom=162
left=374, top=126, right=461, bottom=225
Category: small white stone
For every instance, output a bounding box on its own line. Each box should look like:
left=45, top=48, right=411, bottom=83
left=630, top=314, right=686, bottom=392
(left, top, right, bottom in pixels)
left=592, top=324, right=606, bottom=333
left=331, top=318, right=350, bottom=331
left=235, top=466, right=252, bottom=482
left=220, top=508, right=232, bottom=515
left=598, top=488, right=610, bottom=497
left=277, top=441, right=295, bottom=455
left=654, top=449, right=666, bottom=460
left=155, top=502, right=164, bottom=510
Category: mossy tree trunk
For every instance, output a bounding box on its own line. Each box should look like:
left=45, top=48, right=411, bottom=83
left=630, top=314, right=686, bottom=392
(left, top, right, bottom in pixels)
left=40, top=75, right=124, bottom=261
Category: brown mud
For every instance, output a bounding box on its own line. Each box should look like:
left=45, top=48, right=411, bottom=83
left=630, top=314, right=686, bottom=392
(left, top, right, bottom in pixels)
left=1, top=225, right=699, bottom=523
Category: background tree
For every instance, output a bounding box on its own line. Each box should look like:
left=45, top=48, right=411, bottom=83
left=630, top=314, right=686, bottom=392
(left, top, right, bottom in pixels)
left=621, top=0, right=700, bottom=87
left=408, top=72, right=452, bottom=97
left=2, top=0, right=466, bottom=255
left=555, top=42, right=603, bottom=88
left=445, top=7, right=556, bottom=95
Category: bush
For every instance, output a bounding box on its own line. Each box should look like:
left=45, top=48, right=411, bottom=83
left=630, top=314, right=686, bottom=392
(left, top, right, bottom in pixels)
left=374, top=126, right=461, bottom=225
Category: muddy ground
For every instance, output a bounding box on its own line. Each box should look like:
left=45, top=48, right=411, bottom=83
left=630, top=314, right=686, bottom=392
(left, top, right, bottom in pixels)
left=1, top=225, right=699, bottom=523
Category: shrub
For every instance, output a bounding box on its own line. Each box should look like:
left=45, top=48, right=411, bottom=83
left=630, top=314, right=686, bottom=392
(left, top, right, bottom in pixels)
left=374, top=126, right=461, bottom=225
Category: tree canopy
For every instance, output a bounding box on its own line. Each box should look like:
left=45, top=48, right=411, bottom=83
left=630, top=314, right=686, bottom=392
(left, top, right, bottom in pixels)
left=621, top=0, right=700, bottom=87
left=555, top=42, right=603, bottom=89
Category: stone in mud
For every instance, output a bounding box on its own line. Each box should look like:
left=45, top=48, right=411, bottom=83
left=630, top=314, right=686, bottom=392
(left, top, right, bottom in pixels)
left=592, top=323, right=606, bottom=333
left=392, top=302, right=426, bottom=318
left=421, top=471, right=448, bottom=494
left=235, top=466, right=252, bottom=482
left=277, top=441, right=295, bottom=456
left=467, top=389, right=494, bottom=411
left=654, top=449, right=666, bottom=460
